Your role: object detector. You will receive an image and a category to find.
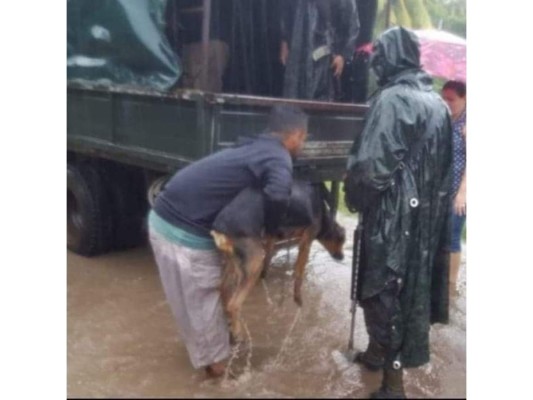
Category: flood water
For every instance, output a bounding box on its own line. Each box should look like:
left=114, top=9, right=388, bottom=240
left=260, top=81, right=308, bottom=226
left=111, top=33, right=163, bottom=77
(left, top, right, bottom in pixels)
left=67, top=215, right=466, bottom=398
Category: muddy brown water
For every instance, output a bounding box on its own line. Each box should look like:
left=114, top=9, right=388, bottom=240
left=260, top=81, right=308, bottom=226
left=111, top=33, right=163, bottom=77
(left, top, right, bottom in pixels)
left=67, top=215, right=466, bottom=398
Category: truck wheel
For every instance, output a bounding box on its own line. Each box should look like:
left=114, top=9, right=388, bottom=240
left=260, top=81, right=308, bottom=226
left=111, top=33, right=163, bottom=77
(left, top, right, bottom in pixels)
left=101, top=163, right=148, bottom=250
left=67, top=163, right=113, bottom=256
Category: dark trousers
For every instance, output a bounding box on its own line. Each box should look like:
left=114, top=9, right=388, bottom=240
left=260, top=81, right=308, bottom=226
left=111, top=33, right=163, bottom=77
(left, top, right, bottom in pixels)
left=361, top=279, right=403, bottom=363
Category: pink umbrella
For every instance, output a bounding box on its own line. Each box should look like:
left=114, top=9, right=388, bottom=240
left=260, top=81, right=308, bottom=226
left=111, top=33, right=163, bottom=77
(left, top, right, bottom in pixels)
left=414, top=29, right=466, bottom=82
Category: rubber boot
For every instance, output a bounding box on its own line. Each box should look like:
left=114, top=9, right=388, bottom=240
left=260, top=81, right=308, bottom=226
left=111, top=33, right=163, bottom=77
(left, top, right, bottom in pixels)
left=354, top=339, right=385, bottom=371
left=370, top=367, right=406, bottom=399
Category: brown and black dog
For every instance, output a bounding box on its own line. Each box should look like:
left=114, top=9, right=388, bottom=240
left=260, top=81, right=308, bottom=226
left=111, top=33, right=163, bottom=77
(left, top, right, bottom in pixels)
left=211, top=181, right=346, bottom=340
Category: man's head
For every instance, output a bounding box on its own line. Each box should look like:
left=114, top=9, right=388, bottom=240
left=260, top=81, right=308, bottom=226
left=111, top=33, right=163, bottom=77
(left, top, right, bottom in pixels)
left=370, top=27, right=421, bottom=86
left=442, top=80, right=466, bottom=119
left=268, top=104, right=309, bottom=157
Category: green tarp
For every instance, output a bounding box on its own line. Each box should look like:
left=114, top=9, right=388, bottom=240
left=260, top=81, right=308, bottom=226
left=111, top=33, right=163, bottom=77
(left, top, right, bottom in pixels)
left=67, top=0, right=181, bottom=90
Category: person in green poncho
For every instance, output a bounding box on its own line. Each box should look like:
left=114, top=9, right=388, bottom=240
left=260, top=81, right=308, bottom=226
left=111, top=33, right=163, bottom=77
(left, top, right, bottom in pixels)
left=344, top=27, right=453, bottom=399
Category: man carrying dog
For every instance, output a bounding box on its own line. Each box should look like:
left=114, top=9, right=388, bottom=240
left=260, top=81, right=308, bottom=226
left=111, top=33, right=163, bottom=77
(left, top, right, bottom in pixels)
left=344, top=27, right=453, bottom=399
left=148, top=104, right=308, bottom=378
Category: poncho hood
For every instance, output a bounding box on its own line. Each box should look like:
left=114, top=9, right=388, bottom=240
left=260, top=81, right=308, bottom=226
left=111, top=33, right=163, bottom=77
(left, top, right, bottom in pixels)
left=371, top=26, right=421, bottom=87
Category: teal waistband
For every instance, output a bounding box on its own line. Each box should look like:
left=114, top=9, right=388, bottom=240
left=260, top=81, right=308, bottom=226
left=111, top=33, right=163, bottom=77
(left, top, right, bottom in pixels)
left=148, top=210, right=215, bottom=250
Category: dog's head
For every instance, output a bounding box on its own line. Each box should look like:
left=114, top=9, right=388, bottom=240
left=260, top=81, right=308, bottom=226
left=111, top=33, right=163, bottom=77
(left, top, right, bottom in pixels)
left=316, top=213, right=346, bottom=261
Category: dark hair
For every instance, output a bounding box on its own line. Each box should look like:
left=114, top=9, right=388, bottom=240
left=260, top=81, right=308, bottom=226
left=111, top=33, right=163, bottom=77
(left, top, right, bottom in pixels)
left=267, top=104, right=308, bottom=135
left=443, top=80, right=466, bottom=98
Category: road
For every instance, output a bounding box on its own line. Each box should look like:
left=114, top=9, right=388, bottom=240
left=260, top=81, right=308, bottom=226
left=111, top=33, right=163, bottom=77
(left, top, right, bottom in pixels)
left=67, top=215, right=466, bottom=398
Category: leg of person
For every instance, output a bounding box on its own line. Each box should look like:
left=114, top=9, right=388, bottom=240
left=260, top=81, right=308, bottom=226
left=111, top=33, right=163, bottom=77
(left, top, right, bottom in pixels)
left=149, top=229, right=231, bottom=377
left=207, top=39, right=229, bottom=92
left=354, top=294, right=386, bottom=371
left=359, top=282, right=406, bottom=399
left=371, top=367, right=405, bottom=399
left=449, top=212, right=466, bottom=298
left=310, top=56, right=334, bottom=101
left=182, top=42, right=204, bottom=90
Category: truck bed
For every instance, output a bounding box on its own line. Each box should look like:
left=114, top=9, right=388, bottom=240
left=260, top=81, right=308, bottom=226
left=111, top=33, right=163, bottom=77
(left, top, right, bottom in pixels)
left=67, top=82, right=368, bottom=181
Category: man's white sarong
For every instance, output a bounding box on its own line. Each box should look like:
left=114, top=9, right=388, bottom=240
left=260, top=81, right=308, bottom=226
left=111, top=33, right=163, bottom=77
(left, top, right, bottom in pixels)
left=149, top=229, right=231, bottom=369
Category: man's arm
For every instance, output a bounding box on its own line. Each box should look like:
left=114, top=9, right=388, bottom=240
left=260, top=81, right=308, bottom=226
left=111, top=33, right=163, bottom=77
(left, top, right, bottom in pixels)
left=331, top=0, right=360, bottom=77
left=454, top=169, right=466, bottom=216
left=345, top=95, right=408, bottom=210
left=261, top=155, right=293, bottom=235
left=453, top=125, right=466, bottom=215
left=280, top=1, right=294, bottom=66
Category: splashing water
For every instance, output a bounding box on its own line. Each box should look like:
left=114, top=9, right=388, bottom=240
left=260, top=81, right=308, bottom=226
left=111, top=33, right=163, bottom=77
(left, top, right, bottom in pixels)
left=261, top=279, right=274, bottom=307
left=222, top=339, right=240, bottom=385
left=272, top=307, right=302, bottom=367
left=243, top=320, right=253, bottom=374
left=68, top=213, right=465, bottom=398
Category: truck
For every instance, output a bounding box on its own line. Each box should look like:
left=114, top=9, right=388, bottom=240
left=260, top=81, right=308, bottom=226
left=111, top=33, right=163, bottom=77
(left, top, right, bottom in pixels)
left=67, top=0, right=371, bottom=256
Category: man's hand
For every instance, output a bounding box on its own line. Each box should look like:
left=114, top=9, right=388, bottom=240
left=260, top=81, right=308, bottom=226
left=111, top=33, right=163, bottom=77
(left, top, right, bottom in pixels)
left=280, top=41, right=289, bottom=66
left=355, top=42, right=373, bottom=56
left=331, top=55, right=345, bottom=77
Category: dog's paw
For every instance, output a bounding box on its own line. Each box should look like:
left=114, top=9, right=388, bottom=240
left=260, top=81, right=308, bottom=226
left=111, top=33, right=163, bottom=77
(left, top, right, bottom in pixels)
left=229, top=320, right=244, bottom=343
left=293, top=293, right=303, bottom=307
left=230, top=330, right=246, bottom=346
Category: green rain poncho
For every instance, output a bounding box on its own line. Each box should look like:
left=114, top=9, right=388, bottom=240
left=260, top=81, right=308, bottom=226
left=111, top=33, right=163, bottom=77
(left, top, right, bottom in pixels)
left=345, top=27, right=453, bottom=368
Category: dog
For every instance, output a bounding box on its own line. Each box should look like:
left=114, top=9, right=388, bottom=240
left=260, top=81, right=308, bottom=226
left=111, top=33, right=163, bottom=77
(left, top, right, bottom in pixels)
left=211, top=181, right=346, bottom=341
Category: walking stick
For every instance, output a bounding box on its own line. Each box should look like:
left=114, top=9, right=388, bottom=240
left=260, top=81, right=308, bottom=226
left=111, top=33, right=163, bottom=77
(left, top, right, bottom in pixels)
left=348, top=214, right=363, bottom=351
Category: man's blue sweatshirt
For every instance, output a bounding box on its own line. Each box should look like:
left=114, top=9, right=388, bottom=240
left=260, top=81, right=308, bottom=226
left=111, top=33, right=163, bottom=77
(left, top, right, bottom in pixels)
left=153, top=133, right=293, bottom=238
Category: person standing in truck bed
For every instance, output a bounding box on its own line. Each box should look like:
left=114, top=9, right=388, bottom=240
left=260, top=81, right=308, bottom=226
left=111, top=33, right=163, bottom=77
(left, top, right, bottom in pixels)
left=280, top=0, right=360, bottom=101
left=165, top=0, right=232, bottom=92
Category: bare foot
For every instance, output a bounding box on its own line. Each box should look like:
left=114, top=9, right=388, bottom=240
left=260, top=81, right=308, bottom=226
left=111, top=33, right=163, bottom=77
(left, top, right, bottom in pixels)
left=205, top=362, right=226, bottom=379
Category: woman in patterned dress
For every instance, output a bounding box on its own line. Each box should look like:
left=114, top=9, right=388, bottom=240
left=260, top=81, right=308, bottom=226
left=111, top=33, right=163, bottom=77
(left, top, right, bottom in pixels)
left=442, top=80, right=467, bottom=298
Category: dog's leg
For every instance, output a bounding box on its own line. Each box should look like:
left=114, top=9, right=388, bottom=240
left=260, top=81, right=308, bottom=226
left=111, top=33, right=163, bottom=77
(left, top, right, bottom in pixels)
left=212, top=231, right=244, bottom=342
left=260, top=236, right=276, bottom=279
left=220, top=254, right=239, bottom=315
left=219, top=260, right=232, bottom=307
left=293, top=228, right=314, bottom=307
left=219, top=255, right=242, bottom=344
left=226, top=238, right=265, bottom=340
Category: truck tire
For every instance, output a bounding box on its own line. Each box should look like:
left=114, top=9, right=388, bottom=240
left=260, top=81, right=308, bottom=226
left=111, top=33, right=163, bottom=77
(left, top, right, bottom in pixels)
left=67, top=162, right=113, bottom=256
left=100, top=163, right=148, bottom=250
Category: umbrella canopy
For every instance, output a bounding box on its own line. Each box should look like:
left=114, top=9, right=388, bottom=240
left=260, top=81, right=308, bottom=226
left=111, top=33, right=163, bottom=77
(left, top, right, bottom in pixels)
left=414, top=29, right=466, bottom=82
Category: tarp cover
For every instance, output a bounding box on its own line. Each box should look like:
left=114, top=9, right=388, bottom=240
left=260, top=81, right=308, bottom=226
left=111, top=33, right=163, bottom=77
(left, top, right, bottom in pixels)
left=67, top=0, right=181, bottom=90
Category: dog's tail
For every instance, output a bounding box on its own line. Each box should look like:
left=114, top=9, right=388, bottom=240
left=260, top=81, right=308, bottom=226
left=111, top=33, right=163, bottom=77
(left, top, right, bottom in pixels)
left=210, top=230, right=235, bottom=254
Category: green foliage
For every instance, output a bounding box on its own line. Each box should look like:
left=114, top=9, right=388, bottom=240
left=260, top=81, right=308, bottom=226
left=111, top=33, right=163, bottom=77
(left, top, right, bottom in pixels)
left=374, top=0, right=390, bottom=35
left=377, top=0, right=388, bottom=15
left=405, top=0, right=433, bottom=29
left=325, top=182, right=351, bottom=216
left=392, top=0, right=413, bottom=27
left=432, top=76, right=446, bottom=93
left=424, top=0, right=466, bottom=37
left=373, top=0, right=466, bottom=38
